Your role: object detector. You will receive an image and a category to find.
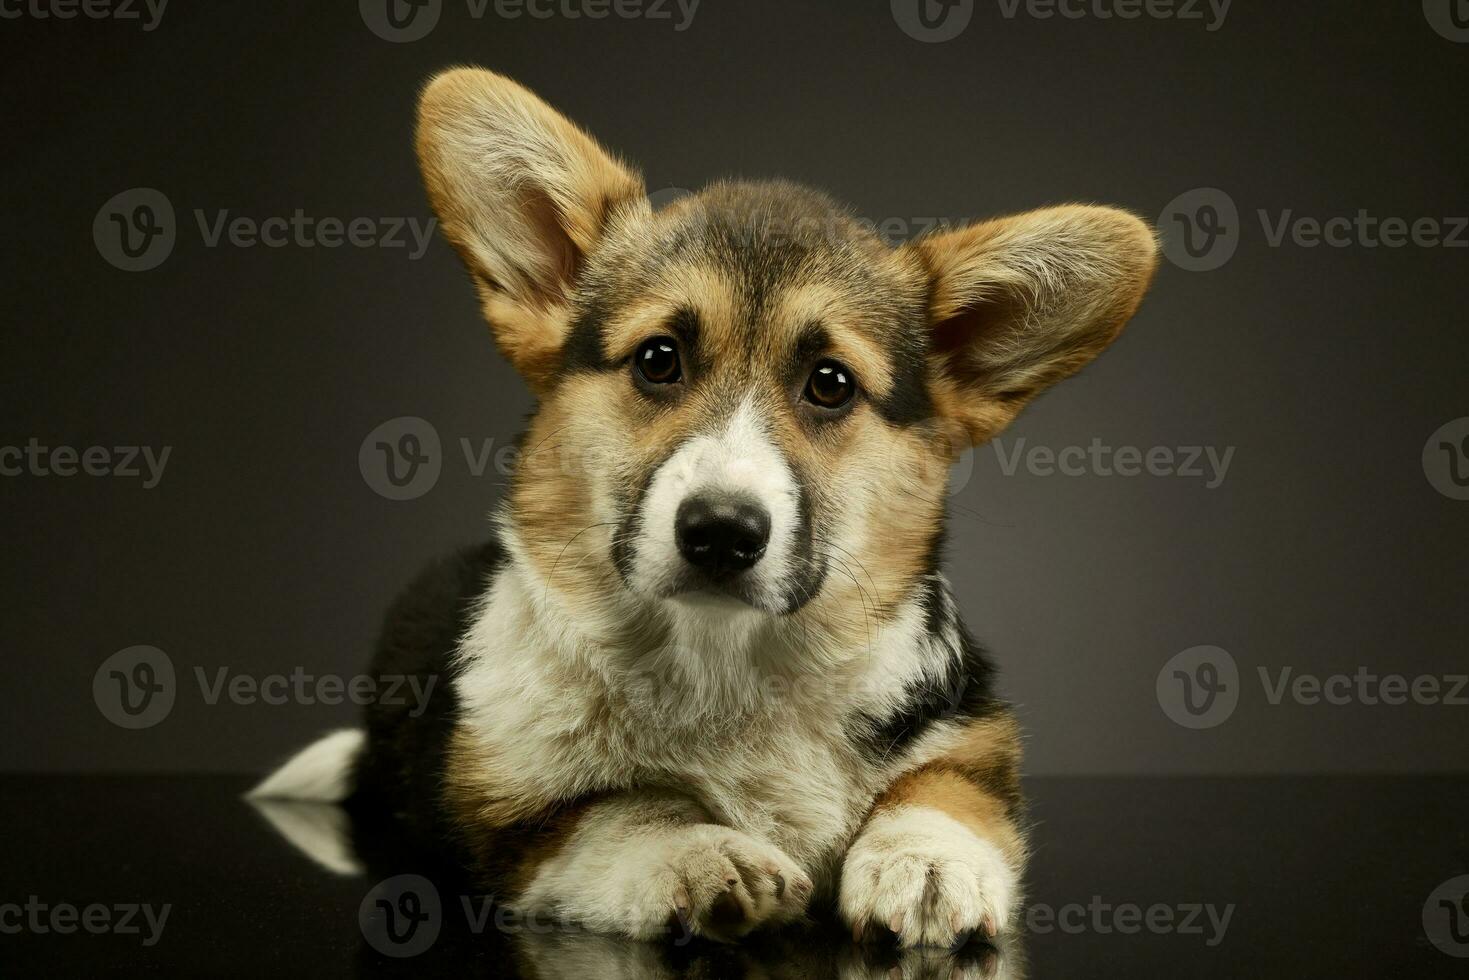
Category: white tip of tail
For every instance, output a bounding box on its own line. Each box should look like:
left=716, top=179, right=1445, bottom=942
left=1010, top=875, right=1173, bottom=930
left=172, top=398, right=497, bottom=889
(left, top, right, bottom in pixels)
left=247, top=798, right=365, bottom=876
left=248, top=728, right=365, bottom=802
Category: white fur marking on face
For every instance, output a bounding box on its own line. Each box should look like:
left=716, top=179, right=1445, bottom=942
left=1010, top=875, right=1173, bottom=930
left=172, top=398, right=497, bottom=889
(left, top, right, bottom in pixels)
left=629, top=398, right=800, bottom=611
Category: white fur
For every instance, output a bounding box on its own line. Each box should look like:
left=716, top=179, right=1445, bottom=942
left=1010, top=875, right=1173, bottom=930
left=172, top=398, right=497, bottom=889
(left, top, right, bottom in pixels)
left=626, top=397, right=802, bottom=613
left=840, top=804, right=1019, bottom=948
left=514, top=789, right=811, bottom=940
left=247, top=798, right=363, bottom=875
left=248, top=728, right=364, bottom=802
left=453, top=527, right=972, bottom=898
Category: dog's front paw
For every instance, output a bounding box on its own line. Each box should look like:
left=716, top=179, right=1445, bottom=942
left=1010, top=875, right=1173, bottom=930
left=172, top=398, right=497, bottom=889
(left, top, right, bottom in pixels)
left=617, top=824, right=813, bottom=942
left=840, top=805, right=1019, bottom=948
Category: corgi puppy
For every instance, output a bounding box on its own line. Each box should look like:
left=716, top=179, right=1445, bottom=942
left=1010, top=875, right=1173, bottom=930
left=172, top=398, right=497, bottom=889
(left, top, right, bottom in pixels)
left=252, top=66, right=1158, bottom=948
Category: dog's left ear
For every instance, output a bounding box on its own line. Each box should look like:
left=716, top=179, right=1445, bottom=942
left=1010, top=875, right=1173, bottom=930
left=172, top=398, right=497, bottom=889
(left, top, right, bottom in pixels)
left=903, top=205, right=1158, bottom=447
left=416, top=67, right=649, bottom=391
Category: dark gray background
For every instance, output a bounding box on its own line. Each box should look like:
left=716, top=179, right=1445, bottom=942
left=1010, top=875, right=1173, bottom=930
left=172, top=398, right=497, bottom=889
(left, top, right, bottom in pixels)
left=2, top=0, right=1465, bottom=775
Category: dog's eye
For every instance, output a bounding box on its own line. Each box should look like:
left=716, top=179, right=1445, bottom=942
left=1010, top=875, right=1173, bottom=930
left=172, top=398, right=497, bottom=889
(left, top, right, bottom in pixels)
left=804, top=360, right=855, bottom=410
left=635, top=337, right=682, bottom=385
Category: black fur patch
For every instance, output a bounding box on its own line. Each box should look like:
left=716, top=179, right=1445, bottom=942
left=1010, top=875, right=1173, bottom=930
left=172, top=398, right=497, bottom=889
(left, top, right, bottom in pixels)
left=853, top=581, right=1003, bottom=761
left=869, top=301, right=937, bottom=427
left=562, top=181, right=939, bottom=428
left=562, top=298, right=612, bottom=374
left=350, top=539, right=506, bottom=846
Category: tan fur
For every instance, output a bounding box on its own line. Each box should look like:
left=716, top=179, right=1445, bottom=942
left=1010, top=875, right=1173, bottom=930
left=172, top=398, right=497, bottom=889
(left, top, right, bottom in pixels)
left=400, top=65, right=1160, bottom=945
left=416, top=67, right=648, bottom=391
left=873, top=712, right=1027, bottom=868
left=769, top=282, right=899, bottom=399
left=904, top=205, right=1159, bottom=447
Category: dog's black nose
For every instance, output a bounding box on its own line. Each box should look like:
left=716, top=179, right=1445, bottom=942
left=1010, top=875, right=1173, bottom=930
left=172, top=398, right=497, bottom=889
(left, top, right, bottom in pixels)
left=675, top=495, right=770, bottom=577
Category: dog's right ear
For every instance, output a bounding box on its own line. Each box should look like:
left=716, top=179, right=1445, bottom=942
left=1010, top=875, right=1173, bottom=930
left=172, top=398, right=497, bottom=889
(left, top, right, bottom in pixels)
left=416, top=67, right=648, bottom=390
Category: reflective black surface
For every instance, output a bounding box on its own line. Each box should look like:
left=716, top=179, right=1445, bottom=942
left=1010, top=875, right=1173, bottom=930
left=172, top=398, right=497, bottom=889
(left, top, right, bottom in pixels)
left=3, top=775, right=1466, bottom=976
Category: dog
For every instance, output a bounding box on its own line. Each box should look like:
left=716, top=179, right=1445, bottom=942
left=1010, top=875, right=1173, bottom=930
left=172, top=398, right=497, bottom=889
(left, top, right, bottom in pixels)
left=251, top=66, right=1158, bottom=948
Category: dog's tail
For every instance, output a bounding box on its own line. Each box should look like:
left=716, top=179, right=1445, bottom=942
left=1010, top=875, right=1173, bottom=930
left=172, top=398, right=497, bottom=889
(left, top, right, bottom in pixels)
left=248, top=728, right=364, bottom=803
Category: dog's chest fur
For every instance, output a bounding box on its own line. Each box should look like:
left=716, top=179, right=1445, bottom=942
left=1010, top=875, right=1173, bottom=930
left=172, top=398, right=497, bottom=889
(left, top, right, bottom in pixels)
left=450, top=551, right=933, bottom=875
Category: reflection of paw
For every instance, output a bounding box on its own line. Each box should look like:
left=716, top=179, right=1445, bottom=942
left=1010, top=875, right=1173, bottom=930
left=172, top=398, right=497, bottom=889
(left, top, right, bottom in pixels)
left=841, top=806, right=1018, bottom=948
left=615, top=824, right=813, bottom=942
left=841, top=941, right=1017, bottom=980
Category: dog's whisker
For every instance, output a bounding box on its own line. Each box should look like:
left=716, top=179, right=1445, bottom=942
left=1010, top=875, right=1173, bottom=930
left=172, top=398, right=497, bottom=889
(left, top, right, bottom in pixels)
left=542, top=521, right=618, bottom=608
